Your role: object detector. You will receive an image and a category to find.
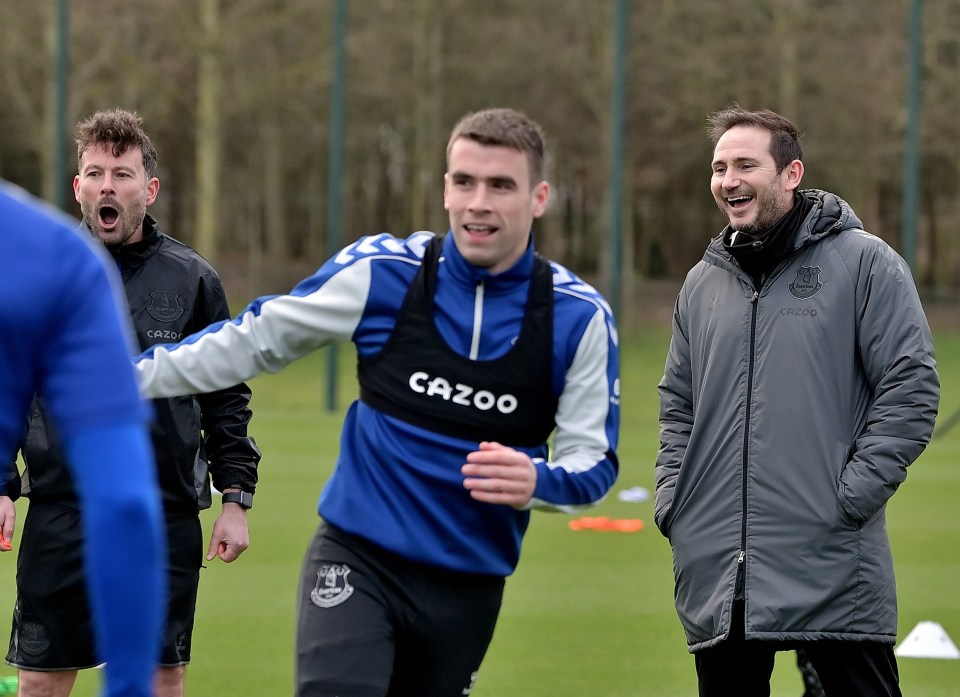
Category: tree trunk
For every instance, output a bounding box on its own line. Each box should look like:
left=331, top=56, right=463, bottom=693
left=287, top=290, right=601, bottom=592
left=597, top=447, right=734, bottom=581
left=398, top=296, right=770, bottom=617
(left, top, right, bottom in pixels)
left=194, top=0, right=222, bottom=262
left=410, top=0, right=444, bottom=234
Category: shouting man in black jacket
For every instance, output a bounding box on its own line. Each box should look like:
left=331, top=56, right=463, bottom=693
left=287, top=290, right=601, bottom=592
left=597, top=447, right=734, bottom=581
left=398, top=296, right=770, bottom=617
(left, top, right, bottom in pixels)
left=3, top=108, right=261, bottom=697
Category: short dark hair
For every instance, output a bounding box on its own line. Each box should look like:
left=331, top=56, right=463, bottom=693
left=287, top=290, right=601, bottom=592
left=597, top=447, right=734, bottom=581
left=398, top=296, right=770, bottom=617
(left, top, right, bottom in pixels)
left=446, top=108, right=546, bottom=185
left=75, top=108, right=159, bottom=179
left=707, top=105, right=803, bottom=173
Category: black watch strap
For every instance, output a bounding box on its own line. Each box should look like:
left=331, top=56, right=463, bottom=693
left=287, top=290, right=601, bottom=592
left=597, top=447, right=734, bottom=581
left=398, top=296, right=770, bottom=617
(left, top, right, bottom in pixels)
left=221, top=491, right=253, bottom=510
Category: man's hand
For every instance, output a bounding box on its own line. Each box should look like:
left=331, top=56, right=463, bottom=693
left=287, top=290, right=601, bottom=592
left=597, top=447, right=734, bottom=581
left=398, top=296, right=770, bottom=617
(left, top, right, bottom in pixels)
left=206, top=496, right=250, bottom=562
left=0, top=495, right=16, bottom=551
left=461, top=441, right=537, bottom=508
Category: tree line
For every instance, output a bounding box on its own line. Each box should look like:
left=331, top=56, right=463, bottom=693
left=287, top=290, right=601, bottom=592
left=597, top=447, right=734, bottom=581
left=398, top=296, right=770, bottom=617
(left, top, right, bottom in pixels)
left=1, top=0, right=957, bottom=318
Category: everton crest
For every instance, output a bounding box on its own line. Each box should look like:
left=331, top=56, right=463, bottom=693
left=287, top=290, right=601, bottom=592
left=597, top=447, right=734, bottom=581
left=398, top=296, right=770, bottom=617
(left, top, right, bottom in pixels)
left=311, top=563, right=355, bottom=608
left=788, top=266, right=823, bottom=300
left=17, top=620, right=51, bottom=657
left=147, top=290, right=184, bottom=322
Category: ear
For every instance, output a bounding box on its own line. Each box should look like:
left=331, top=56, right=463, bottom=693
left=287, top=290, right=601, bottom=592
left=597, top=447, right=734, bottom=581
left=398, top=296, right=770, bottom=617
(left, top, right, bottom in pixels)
left=145, top=177, right=160, bottom=206
left=72, top=175, right=81, bottom=203
left=531, top=180, right=550, bottom=219
left=783, top=159, right=804, bottom=192
left=442, top=172, right=451, bottom=210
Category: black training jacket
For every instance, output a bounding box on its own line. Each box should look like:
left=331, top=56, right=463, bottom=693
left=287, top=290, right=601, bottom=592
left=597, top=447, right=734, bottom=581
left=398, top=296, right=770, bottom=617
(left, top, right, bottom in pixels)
left=17, top=215, right=260, bottom=513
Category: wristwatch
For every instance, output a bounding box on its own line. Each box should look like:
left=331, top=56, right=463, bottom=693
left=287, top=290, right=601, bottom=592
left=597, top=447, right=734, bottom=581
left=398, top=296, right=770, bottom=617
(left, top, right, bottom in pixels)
left=221, top=490, right=253, bottom=510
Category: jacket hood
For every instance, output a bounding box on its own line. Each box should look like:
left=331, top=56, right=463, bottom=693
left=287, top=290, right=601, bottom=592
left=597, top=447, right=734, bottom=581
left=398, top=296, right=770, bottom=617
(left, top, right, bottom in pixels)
left=795, top=188, right=863, bottom=246
left=705, top=189, right=864, bottom=274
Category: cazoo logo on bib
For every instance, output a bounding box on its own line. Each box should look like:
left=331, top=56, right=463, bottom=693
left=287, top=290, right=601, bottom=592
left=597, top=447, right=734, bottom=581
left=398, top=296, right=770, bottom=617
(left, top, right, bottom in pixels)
left=408, top=372, right=518, bottom=414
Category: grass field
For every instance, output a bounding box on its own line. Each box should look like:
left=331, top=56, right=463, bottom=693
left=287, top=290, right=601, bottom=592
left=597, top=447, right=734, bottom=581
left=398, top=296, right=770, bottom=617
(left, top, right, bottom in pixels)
left=2, top=327, right=960, bottom=696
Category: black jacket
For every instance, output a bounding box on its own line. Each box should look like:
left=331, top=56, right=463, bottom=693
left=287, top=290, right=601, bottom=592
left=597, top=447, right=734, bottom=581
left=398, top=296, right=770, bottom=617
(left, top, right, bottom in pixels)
left=17, top=215, right=260, bottom=513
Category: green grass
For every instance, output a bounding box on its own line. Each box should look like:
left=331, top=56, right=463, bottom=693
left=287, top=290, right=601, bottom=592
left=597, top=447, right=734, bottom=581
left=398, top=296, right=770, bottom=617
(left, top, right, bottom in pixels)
left=3, top=332, right=960, bottom=696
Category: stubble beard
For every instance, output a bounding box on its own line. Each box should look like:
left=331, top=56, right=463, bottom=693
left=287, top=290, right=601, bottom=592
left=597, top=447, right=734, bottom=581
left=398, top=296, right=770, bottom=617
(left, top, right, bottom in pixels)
left=724, top=190, right=792, bottom=239
left=81, top=197, right=146, bottom=247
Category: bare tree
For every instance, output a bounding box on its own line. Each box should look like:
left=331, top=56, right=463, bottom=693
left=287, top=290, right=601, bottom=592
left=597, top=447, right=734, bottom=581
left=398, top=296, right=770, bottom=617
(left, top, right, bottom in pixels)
left=0, top=0, right=955, bottom=302
left=194, top=0, right=223, bottom=262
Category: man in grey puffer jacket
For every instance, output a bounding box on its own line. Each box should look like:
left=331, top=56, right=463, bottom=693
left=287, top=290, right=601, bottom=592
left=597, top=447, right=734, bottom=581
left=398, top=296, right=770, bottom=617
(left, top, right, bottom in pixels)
left=656, top=106, right=939, bottom=697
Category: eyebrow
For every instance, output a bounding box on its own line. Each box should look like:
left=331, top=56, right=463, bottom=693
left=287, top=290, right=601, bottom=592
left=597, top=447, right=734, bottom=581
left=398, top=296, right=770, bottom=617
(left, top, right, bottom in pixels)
left=711, top=156, right=759, bottom=168
left=81, top=163, right=136, bottom=174
left=488, top=175, right=518, bottom=187
left=450, top=171, right=519, bottom=186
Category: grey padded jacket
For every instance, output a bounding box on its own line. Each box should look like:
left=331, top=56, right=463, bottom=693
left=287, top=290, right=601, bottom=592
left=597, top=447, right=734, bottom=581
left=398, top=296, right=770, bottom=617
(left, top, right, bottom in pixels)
left=655, top=189, right=939, bottom=652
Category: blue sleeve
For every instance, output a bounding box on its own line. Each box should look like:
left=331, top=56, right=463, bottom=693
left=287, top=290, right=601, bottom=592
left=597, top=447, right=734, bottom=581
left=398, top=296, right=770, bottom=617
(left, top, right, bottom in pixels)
left=64, top=423, right=166, bottom=697
left=529, top=282, right=620, bottom=510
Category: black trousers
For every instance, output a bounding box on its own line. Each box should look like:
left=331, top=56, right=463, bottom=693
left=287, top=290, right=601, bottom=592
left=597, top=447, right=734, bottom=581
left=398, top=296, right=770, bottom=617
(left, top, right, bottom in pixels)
left=8, top=503, right=201, bottom=669
left=694, top=602, right=902, bottom=697
left=295, top=523, right=505, bottom=697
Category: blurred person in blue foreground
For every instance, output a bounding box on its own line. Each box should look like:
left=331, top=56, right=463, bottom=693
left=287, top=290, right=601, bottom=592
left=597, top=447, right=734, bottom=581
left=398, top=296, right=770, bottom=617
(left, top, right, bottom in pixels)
left=3, top=108, right=260, bottom=697
left=0, top=179, right=166, bottom=697
left=655, top=105, right=940, bottom=697
left=134, top=107, right=620, bottom=696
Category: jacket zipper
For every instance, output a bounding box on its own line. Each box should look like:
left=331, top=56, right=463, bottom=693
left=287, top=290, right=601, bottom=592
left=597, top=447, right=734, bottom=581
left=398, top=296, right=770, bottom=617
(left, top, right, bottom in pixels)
left=469, top=281, right=485, bottom=360
left=735, top=289, right=760, bottom=602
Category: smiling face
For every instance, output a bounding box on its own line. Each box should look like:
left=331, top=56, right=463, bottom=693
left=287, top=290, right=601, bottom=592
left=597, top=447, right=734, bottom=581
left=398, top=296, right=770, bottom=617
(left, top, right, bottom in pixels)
left=443, top=138, right=550, bottom=275
left=710, top=125, right=803, bottom=236
left=74, top=143, right=159, bottom=247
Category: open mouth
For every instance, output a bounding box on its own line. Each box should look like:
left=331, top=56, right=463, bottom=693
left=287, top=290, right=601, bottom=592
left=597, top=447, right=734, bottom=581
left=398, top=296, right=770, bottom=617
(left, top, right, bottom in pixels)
left=726, top=195, right=753, bottom=209
left=464, top=223, right=497, bottom=235
left=98, top=205, right=120, bottom=228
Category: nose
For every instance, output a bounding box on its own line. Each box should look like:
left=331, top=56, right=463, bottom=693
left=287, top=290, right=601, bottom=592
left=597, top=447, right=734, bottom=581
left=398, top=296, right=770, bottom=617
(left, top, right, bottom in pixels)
left=100, top=173, right=116, bottom=194
left=720, top=169, right=740, bottom=191
left=467, top=184, right=491, bottom=212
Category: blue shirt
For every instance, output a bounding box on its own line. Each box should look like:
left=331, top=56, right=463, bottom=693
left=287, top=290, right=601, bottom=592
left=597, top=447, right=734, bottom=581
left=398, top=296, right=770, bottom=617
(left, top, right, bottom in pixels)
left=137, top=231, right=620, bottom=575
left=0, top=181, right=165, bottom=697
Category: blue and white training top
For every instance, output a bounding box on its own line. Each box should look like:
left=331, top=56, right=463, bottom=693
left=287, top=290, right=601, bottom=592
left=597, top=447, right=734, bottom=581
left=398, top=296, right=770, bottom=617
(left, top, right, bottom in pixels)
left=136, top=231, right=620, bottom=576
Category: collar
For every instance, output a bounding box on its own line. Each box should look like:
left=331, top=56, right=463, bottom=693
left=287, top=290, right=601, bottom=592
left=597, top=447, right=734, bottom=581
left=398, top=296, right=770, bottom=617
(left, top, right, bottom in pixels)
left=105, top=214, right=163, bottom=269
left=721, top=194, right=813, bottom=279
left=439, top=232, right=536, bottom=292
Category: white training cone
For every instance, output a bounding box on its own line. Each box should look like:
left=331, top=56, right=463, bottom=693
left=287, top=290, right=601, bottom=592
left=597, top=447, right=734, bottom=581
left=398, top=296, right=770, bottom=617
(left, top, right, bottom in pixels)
left=895, top=621, right=960, bottom=659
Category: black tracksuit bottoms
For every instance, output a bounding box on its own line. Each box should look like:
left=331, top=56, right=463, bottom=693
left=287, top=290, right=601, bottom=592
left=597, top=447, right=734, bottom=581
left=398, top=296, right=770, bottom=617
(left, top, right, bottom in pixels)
left=694, top=600, right=902, bottom=697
